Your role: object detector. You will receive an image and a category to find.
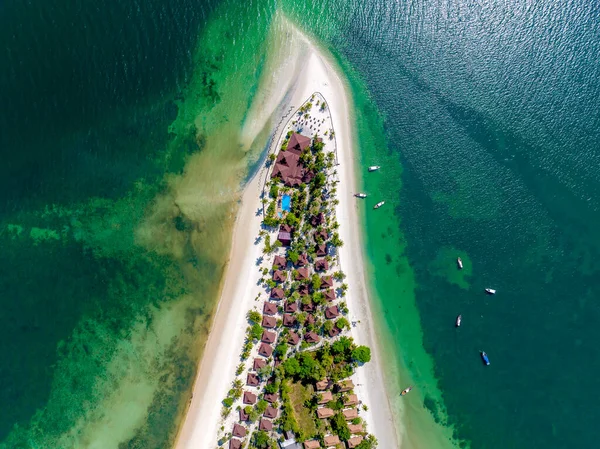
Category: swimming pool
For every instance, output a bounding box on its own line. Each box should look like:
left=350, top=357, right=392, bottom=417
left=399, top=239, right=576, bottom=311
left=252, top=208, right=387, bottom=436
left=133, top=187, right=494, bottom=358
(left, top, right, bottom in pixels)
left=281, top=194, right=291, bottom=212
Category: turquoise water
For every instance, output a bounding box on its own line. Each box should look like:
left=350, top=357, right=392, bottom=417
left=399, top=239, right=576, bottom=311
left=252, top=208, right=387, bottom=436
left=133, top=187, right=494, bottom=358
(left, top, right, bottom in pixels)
left=1, top=0, right=599, bottom=448
left=282, top=194, right=292, bottom=213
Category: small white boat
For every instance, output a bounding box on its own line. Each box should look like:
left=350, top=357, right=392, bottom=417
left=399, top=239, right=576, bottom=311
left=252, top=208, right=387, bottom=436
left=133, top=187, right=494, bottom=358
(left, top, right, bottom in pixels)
left=455, top=315, right=462, bottom=327
left=368, top=165, right=380, bottom=172
left=373, top=201, right=385, bottom=209
left=354, top=193, right=367, bottom=198
left=457, top=257, right=463, bottom=270
left=401, top=386, right=413, bottom=396
left=485, top=288, right=496, bottom=295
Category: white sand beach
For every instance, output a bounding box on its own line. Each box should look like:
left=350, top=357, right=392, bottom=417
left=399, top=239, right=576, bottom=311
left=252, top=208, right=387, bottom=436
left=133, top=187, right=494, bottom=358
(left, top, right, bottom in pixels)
left=174, top=19, right=401, bottom=449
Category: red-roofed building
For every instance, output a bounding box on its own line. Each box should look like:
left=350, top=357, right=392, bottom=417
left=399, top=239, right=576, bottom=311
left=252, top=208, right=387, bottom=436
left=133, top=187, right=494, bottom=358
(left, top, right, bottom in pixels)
left=229, top=439, right=242, bottom=449
left=343, top=408, right=359, bottom=420
left=283, top=314, right=297, bottom=327
left=263, top=302, right=278, bottom=316
left=284, top=301, right=298, bottom=313
left=264, top=405, right=278, bottom=419
left=298, top=284, right=310, bottom=296
left=264, top=392, right=278, bottom=403
left=239, top=408, right=249, bottom=421
left=348, top=436, right=364, bottom=448
left=316, top=243, right=327, bottom=257
left=273, top=255, right=287, bottom=269
left=288, top=331, right=300, bottom=345
left=258, top=343, right=273, bottom=357
left=325, top=305, right=339, bottom=319
left=310, top=213, right=325, bottom=227
left=301, top=300, right=314, bottom=312
left=270, top=287, right=285, bottom=300
left=315, top=259, right=329, bottom=272
left=261, top=330, right=276, bottom=344
left=304, top=331, right=320, bottom=343
left=321, top=276, right=333, bottom=289
left=324, top=434, right=340, bottom=446
left=286, top=132, right=312, bottom=154
left=253, top=358, right=266, bottom=371
left=328, top=326, right=341, bottom=337
left=262, top=316, right=277, bottom=328
left=324, top=289, right=336, bottom=301
left=247, top=373, right=260, bottom=387
left=259, top=418, right=273, bottom=431
left=296, top=253, right=309, bottom=267
left=316, top=229, right=329, bottom=242
left=294, top=267, right=310, bottom=281
left=305, top=314, right=315, bottom=326
left=243, top=391, right=257, bottom=404
left=273, top=270, right=287, bottom=283
left=232, top=423, right=247, bottom=438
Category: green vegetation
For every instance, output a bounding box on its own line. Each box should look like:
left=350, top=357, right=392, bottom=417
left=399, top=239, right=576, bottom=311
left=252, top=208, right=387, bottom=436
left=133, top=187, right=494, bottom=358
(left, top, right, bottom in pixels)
left=248, top=310, right=261, bottom=324
left=288, top=381, right=317, bottom=439
left=330, top=412, right=351, bottom=441
left=352, top=345, right=372, bottom=364
left=269, top=183, right=279, bottom=198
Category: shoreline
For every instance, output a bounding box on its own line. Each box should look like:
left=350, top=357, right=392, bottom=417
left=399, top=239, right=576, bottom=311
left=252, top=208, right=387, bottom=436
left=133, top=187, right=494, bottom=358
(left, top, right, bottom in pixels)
left=174, top=19, right=401, bottom=449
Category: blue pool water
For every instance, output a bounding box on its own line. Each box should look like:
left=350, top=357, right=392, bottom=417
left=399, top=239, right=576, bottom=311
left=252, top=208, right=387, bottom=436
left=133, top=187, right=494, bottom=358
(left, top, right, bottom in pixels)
left=281, top=194, right=291, bottom=212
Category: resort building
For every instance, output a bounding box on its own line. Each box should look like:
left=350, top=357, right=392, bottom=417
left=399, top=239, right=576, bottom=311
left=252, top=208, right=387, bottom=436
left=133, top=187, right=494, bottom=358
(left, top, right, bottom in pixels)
left=324, top=305, right=339, bottom=319
left=324, top=434, right=341, bottom=447
left=304, top=331, right=320, bottom=344
left=342, top=408, right=359, bottom=420
left=263, top=302, right=278, bottom=315
left=337, top=379, right=354, bottom=392
left=288, top=331, right=300, bottom=345
left=242, top=391, right=257, bottom=405
left=273, top=255, right=287, bottom=269
left=264, top=405, right=278, bottom=419
left=315, top=259, right=329, bottom=272
left=316, top=407, right=335, bottom=419
left=232, top=423, right=246, bottom=438
left=348, top=423, right=364, bottom=434
left=344, top=394, right=359, bottom=406
left=321, top=276, right=333, bottom=289
left=303, top=441, right=320, bottom=449
left=271, top=287, right=285, bottom=300
left=284, top=300, right=298, bottom=313
left=258, top=343, right=273, bottom=357
left=318, top=391, right=333, bottom=404
left=347, top=436, right=364, bottom=448
left=246, top=373, right=260, bottom=387
left=262, top=316, right=277, bottom=328
left=264, top=392, right=278, bottom=403
left=278, top=224, right=293, bottom=246
left=261, top=330, right=276, bottom=344
left=259, top=418, right=273, bottom=431
left=253, top=358, right=266, bottom=371
left=273, top=270, right=287, bottom=283
left=283, top=314, right=297, bottom=327
left=324, top=289, right=335, bottom=301
left=229, top=439, right=242, bottom=449
left=316, top=379, right=330, bottom=391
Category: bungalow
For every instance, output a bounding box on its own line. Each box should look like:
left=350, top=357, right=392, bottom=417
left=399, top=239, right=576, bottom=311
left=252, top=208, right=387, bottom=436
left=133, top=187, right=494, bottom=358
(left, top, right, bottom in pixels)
left=271, top=142, right=309, bottom=187
left=264, top=405, right=278, bottom=419
left=324, top=289, right=336, bottom=301
left=316, top=229, right=329, bottom=242
left=288, top=331, right=300, bottom=345
left=348, top=423, right=364, bottom=434
left=347, top=436, right=364, bottom=449
left=316, top=407, right=334, bottom=419
left=258, top=343, right=273, bottom=357
left=259, top=418, right=273, bottom=431
left=315, top=259, right=329, bottom=272
left=229, top=439, right=242, bottom=449
left=271, top=287, right=285, bottom=300
left=296, top=253, right=309, bottom=267
left=278, top=224, right=293, bottom=246
left=261, top=330, right=276, bottom=344
left=303, top=441, right=320, bottom=449
left=247, top=373, right=260, bottom=387
left=337, top=379, right=354, bottom=392
left=301, top=300, right=314, bottom=312
left=283, top=314, right=297, bottom=327
left=294, top=267, right=310, bottom=281
left=328, top=326, right=341, bottom=337
left=253, top=358, right=266, bottom=371
left=345, top=394, right=359, bottom=406
left=284, top=301, right=298, bottom=313
left=325, top=305, right=339, bottom=319
left=304, top=331, right=320, bottom=344
left=318, top=391, right=333, bottom=404
left=321, top=276, right=333, bottom=289
left=273, top=255, right=287, bottom=269
left=297, top=284, right=310, bottom=296
left=315, top=243, right=327, bottom=257
left=342, top=408, right=359, bottom=420
left=286, top=132, right=312, bottom=154
left=264, top=392, right=279, bottom=403
left=305, top=314, right=316, bottom=326
left=243, top=391, right=257, bottom=405
left=323, top=435, right=340, bottom=447
left=232, top=423, right=246, bottom=438
left=315, top=379, right=330, bottom=391
left=262, top=316, right=277, bottom=328
left=239, top=407, right=249, bottom=421
left=273, top=270, right=287, bottom=283
left=263, top=302, right=278, bottom=316
left=310, top=212, right=325, bottom=227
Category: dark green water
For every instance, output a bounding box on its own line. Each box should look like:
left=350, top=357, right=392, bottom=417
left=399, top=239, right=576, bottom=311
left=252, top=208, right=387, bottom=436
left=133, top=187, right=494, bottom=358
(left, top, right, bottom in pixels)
left=1, top=0, right=598, bottom=448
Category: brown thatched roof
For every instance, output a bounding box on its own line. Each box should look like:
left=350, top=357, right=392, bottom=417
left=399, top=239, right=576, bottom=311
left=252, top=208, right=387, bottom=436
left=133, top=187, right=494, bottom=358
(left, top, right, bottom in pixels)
left=246, top=373, right=260, bottom=387
left=259, top=418, right=273, bottom=431
left=315, top=259, right=329, bottom=272
left=262, top=316, right=277, bottom=328
left=258, top=343, right=273, bottom=357
left=232, top=423, right=247, bottom=438
left=283, top=314, right=297, bottom=327
left=270, top=287, right=285, bottom=300
left=261, top=330, right=276, bottom=344
left=243, top=391, right=257, bottom=404
left=284, top=300, right=298, bottom=313
left=263, top=302, right=278, bottom=315
left=325, top=305, right=339, bottom=319
left=273, top=255, right=287, bottom=269
left=304, top=331, right=320, bottom=343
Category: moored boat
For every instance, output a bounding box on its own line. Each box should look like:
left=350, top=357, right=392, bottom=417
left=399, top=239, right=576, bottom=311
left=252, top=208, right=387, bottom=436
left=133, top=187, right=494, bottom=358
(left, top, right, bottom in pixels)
left=354, top=193, right=367, bottom=198
left=457, top=257, right=463, bottom=269
left=480, top=351, right=491, bottom=366
left=401, top=386, right=413, bottom=396
left=485, top=288, right=496, bottom=295
left=455, top=314, right=462, bottom=327
left=373, top=201, right=385, bottom=209
left=368, top=165, right=380, bottom=172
